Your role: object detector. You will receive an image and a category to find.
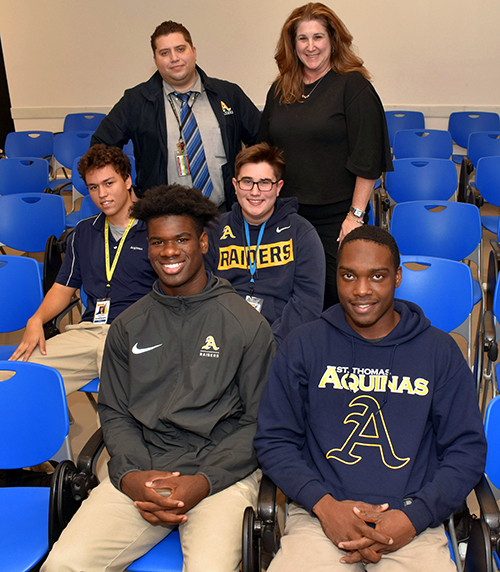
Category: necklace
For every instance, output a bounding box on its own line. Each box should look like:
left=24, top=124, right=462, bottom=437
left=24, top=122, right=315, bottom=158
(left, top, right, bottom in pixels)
left=301, top=70, right=329, bottom=100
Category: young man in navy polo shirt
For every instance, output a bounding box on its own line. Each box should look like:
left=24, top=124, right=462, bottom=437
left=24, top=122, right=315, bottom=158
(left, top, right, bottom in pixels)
left=9, top=144, right=156, bottom=394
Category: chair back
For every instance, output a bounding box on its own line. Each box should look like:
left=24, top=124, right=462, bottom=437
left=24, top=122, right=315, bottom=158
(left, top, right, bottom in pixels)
left=79, top=195, right=100, bottom=219
left=391, top=200, right=482, bottom=261
left=392, top=129, right=453, bottom=160
left=384, top=110, right=425, bottom=147
left=70, top=156, right=89, bottom=196
left=63, top=113, right=105, bottom=133
left=53, top=131, right=92, bottom=170
left=0, top=361, right=68, bottom=468
left=385, top=158, right=457, bottom=203
left=0, top=193, right=66, bottom=252
left=4, top=131, right=54, bottom=159
left=468, top=132, right=500, bottom=168
left=0, top=157, right=50, bottom=195
left=396, top=255, right=474, bottom=333
left=0, top=255, right=43, bottom=332
left=448, top=111, right=500, bottom=149
left=475, top=156, right=500, bottom=208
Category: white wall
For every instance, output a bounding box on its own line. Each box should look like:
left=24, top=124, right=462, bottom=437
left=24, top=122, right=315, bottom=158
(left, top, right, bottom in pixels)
left=1, top=0, right=499, bottom=132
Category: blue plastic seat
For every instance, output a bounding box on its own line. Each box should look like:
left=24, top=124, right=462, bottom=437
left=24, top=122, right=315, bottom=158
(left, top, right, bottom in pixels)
left=391, top=201, right=482, bottom=365
left=392, top=129, right=453, bottom=160
left=467, top=132, right=500, bottom=168
left=385, top=158, right=458, bottom=204
left=0, top=157, right=50, bottom=195
left=4, top=131, right=54, bottom=160
left=63, top=112, right=105, bottom=133
left=65, top=155, right=91, bottom=227
left=0, top=361, right=69, bottom=572
left=126, top=530, right=183, bottom=572
left=384, top=110, right=425, bottom=148
left=473, top=156, right=500, bottom=233
left=396, top=256, right=474, bottom=348
left=448, top=111, right=500, bottom=164
left=50, top=131, right=93, bottom=192
left=0, top=255, right=43, bottom=360
left=0, top=193, right=66, bottom=253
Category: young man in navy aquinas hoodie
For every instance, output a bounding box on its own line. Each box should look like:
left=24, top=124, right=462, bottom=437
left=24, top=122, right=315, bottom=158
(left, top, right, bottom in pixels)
left=255, top=225, right=486, bottom=571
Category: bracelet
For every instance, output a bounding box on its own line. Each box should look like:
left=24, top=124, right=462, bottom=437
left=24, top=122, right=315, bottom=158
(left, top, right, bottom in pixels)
left=347, top=213, right=364, bottom=225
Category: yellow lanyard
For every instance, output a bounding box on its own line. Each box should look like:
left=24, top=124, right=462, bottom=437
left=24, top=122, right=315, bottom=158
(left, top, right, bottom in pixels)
left=104, top=217, right=135, bottom=287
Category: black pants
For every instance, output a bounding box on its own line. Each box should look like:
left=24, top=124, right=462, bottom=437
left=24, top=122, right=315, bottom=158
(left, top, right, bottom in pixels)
left=298, top=199, right=351, bottom=310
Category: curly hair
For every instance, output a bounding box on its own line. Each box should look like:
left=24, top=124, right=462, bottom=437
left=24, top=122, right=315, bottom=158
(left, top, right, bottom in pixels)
left=234, top=142, right=286, bottom=180
left=338, top=225, right=400, bottom=272
left=131, top=185, right=219, bottom=237
left=77, top=144, right=131, bottom=182
left=274, top=2, right=370, bottom=104
left=150, top=21, right=193, bottom=52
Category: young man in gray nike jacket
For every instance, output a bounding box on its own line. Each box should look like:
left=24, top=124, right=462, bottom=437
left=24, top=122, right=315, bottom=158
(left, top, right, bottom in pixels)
left=43, top=185, right=275, bottom=572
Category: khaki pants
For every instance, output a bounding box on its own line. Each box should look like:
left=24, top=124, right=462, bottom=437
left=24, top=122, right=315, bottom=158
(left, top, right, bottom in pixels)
left=28, top=322, right=109, bottom=395
left=268, top=503, right=456, bottom=572
left=42, top=471, right=261, bottom=572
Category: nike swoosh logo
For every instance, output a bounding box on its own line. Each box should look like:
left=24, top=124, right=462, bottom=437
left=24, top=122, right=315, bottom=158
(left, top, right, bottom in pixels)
left=132, top=343, right=163, bottom=355
left=276, top=225, right=291, bottom=233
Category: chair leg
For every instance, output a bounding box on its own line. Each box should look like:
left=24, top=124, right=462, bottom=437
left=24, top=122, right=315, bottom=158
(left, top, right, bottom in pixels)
left=50, top=435, right=74, bottom=464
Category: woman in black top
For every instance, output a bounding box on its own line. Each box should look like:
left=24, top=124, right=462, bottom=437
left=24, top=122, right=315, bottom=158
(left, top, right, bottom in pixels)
left=258, top=2, right=392, bottom=308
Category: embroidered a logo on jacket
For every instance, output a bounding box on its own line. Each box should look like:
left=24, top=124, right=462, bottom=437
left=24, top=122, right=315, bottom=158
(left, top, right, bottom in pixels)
left=200, top=336, right=220, bottom=358
left=221, top=101, right=234, bottom=115
left=326, top=395, right=410, bottom=469
left=220, top=225, right=236, bottom=240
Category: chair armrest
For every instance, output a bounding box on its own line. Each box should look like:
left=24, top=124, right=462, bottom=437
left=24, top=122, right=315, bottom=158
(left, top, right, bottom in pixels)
left=464, top=518, right=493, bottom=572
left=475, top=475, right=500, bottom=531
left=373, top=188, right=390, bottom=231
left=483, top=310, right=498, bottom=359
left=77, top=427, right=105, bottom=475
left=257, top=474, right=281, bottom=555
left=458, top=156, right=473, bottom=203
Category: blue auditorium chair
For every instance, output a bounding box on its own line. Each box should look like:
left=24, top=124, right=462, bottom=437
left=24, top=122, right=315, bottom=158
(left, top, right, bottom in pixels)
left=384, top=110, right=425, bottom=148
left=448, top=111, right=500, bottom=164
left=392, top=128, right=453, bottom=160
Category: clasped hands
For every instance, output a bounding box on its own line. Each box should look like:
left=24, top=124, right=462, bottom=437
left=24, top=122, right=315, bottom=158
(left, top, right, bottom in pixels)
left=313, top=495, right=416, bottom=564
left=121, top=470, right=210, bottom=527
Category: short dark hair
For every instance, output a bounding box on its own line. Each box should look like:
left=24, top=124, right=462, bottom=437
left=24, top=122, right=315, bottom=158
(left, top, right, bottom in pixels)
left=78, top=144, right=131, bottom=182
left=338, top=225, right=401, bottom=271
left=130, top=185, right=219, bottom=237
left=150, top=21, right=193, bottom=52
left=234, top=143, right=286, bottom=180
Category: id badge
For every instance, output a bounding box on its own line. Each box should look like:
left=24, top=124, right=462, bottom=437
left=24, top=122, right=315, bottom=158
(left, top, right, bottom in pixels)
left=93, top=298, right=110, bottom=324
left=245, top=295, right=264, bottom=313
left=176, top=141, right=190, bottom=177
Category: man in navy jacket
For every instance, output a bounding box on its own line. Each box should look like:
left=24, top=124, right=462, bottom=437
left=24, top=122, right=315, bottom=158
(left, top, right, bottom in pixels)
left=255, top=225, right=486, bottom=571
left=92, top=20, right=260, bottom=208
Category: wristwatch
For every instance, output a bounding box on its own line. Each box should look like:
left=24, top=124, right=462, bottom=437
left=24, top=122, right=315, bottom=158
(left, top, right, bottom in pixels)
left=349, top=206, right=365, bottom=219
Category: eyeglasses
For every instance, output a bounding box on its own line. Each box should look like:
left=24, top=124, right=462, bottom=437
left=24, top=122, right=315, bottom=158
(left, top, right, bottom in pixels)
left=236, top=178, right=279, bottom=192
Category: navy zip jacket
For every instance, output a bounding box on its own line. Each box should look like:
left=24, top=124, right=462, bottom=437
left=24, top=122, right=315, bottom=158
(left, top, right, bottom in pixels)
left=255, top=300, right=486, bottom=535
left=91, top=66, right=261, bottom=205
left=204, top=197, right=325, bottom=346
